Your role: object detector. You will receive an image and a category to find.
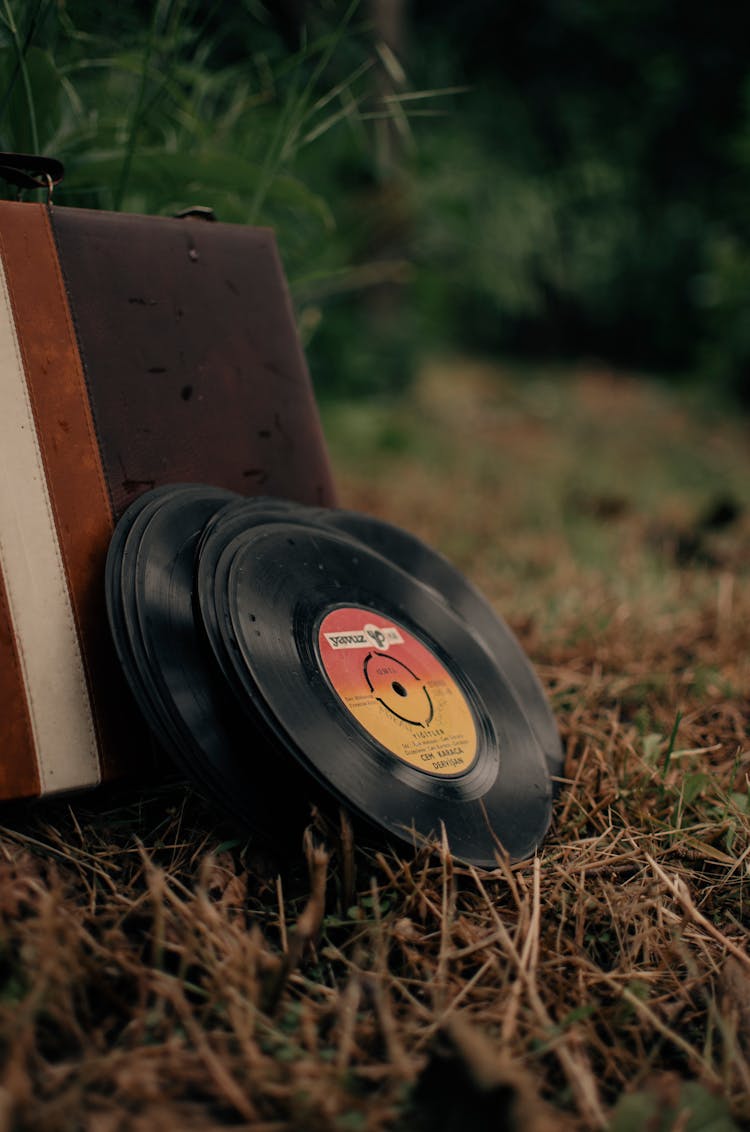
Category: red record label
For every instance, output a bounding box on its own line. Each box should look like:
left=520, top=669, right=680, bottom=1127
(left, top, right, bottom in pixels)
left=318, top=606, right=478, bottom=776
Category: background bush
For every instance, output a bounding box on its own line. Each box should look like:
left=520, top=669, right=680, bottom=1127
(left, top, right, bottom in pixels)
left=2, top=0, right=749, bottom=404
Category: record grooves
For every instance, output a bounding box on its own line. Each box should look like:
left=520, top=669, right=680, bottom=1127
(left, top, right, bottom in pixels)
left=105, top=488, right=561, bottom=866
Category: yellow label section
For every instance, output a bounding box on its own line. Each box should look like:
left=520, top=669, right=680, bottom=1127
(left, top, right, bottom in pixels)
left=318, top=606, right=477, bottom=776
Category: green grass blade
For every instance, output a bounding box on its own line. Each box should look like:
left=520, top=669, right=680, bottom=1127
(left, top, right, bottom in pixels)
left=0, top=0, right=42, bottom=153
left=661, top=709, right=683, bottom=779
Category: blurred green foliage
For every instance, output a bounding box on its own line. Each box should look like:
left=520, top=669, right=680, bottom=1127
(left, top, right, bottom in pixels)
left=1, top=0, right=749, bottom=403
left=0, top=1, right=357, bottom=236
left=407, top=0, right=750, bottom=405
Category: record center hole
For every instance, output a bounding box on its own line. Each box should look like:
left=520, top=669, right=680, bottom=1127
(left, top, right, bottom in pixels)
left=391, top=681, right=408, bottom=698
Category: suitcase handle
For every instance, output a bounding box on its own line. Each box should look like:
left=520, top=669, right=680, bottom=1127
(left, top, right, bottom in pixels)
left=0, top=152, right=64, bottom=198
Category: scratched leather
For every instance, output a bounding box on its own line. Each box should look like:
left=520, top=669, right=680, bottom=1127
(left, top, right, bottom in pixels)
left=52, top=207, right=337, bottom=518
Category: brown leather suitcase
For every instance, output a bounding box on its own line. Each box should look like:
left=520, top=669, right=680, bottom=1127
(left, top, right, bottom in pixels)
left=0, top=199, right=336, bottom=801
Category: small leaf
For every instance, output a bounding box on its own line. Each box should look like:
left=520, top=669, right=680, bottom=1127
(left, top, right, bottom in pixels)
left=611, top=1077, right=741, bottom=1132
left=681, top=838, right=736, bottom=865
left=682, top=772, right=712, bottom=805
left=642, top=732, right=663, bottom=764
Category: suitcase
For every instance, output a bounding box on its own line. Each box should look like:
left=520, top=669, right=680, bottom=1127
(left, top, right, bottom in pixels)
left=0, top=191, right=336, bottom=801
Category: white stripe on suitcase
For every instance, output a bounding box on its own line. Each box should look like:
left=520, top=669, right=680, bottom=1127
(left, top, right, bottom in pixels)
left=0, top=254, right=100, bottom=792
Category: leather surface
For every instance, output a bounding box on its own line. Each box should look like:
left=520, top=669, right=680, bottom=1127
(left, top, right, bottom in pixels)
left=0, top=563, right=38, bottom=798
left=0, top=201, right=337, bottom=800
left=0, top=219, right=99, bottom=797
left=51, top=207, right=337, bottom=518
left=0, top=202, right=134, bottom=787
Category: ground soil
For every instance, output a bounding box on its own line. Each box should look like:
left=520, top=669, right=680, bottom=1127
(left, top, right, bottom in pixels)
left=0, top=361, right=748, bottom=1130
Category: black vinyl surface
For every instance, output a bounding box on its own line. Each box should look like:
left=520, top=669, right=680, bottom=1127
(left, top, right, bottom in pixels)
left=213, top=522, right=552, bottom=864
left=313, top=509, right=563, bottom=784
left=105, top=484, right=191, bottom=752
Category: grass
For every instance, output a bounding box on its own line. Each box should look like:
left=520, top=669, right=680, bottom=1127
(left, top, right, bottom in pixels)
left=0, top=360, right=749, bottom=1129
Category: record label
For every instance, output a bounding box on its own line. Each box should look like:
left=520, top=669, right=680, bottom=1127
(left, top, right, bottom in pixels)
left=317, top=606, right=478, bottom=777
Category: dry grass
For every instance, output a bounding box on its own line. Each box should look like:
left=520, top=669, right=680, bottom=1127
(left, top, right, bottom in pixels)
left=0, top=362, right=748, bottom=1130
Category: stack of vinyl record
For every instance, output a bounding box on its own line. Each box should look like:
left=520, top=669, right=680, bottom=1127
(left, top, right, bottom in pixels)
left=105, top=485, right=562, bottom=866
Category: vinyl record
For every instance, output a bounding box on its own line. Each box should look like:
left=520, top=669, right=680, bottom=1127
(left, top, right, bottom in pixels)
left=105, top=484, right=194, bottom=751
left=130, top=483, right=235, bottom=766
left=312, top=509, right=563, bottom=785
left=196, top=495, right=560, bottom=795
left=107, top=488, right=316, bottom=839
left=206, top=520, right=552, bottom=865
left=125, top=485, right=310, bottom=837
left=195, top=495, right=307, bottom=691
left=107, top=486, right=557, bottom=863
